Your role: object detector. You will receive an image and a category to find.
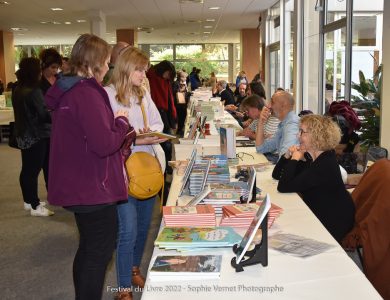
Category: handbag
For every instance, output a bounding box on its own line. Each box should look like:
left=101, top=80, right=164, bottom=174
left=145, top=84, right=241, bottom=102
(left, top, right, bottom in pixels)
left=8, top=122, right=20, bottom=149
left=125, top=99, right=164, bottom=199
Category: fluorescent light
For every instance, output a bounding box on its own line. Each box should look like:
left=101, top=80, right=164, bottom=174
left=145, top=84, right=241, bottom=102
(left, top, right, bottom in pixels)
left=51, top=7, right=63, bottom=11
left=64, top=22, right=72, bottom=25
left=0, top=1, right=10, bottom=4
left=204, top=25, right=212, bottom=28
left=203, top=31, right=211, bottom=34
left=77, top=19, right=87, bottom=23
left=209, top=6, right=220, bottom=10
left=11, top=27, right=28, bottom=31
left=206, top=19, right=215, bottom=22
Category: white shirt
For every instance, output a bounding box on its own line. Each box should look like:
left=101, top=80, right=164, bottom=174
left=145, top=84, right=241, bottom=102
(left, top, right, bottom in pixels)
left=105, top=85, right=166, bottom=171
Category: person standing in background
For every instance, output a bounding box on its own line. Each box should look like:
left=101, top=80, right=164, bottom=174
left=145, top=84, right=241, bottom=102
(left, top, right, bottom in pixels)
left=103, top=41, right=129, bottom=85
left=235, top=70, right=249, bottom=95
left=146, top=60, right=176, bottom=180
left=39, top=48, right=62, bottom=95
left=45, top=34, right=135, bottom=300
left=208, top=71, right=218, bottom=95
left=12, top=57, right=54, bottom=216
left=173, top=71, right=189, bottom=136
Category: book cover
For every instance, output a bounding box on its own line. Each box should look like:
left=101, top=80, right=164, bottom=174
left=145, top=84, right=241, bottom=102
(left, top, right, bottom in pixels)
left=163, top=205, right=215, bottom=216
left=150, top=255, right=222, bottom=275
left=136, top=132, right=176, bottom=139
left=155, top=226, right=242, bottom=247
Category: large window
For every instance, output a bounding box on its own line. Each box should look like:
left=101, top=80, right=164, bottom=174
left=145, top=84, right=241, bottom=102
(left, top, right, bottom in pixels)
left=139, top=43, right=232, bottom=82
left=149, top=44, right=174, bottom=66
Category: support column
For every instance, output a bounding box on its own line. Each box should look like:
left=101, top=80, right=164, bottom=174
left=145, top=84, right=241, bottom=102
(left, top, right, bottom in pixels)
left=0, top=30, right=16, bottom=85
left=380, top=0, right=390, bottom=150
left=240, top=29, right=260, bottom=82
left=116, top=29, right=137, bottom=46
left=89, top=10, right=106, bottom=39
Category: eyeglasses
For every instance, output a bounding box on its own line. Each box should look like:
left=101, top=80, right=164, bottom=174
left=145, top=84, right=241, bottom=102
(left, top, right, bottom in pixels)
left=299, top=128, right=309, bottom=135
left=236, top=152, right=254, bottom=161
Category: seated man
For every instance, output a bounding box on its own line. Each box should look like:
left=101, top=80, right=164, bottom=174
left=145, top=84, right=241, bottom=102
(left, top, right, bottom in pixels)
left=216, top=80, right=235, bottom=106
left=237, top=94, right=265, bottom=140
left=255, top=91, right=299, bottom=160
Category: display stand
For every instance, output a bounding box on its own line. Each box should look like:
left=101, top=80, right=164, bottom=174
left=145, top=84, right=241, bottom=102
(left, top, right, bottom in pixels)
left=239, top=177, right=257, bottom=204
left=230, top=213, right=268, bottom=272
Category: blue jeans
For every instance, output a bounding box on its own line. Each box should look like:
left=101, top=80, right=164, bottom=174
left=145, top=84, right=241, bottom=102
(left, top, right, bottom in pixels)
left=116, top=195, right=156, bottom=288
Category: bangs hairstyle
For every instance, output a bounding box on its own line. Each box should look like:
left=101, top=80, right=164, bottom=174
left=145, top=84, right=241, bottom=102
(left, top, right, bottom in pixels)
left=110, top=46, right=149, bottom=106
left=69, top=34, right=111, bottom=79
left=301, top=115, right=341, bottom=151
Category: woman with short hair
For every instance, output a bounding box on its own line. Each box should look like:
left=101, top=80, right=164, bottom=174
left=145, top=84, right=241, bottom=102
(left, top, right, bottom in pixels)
left=45, top=34, right=135, bottom=300
left=272, top=114, right=355, bottom=243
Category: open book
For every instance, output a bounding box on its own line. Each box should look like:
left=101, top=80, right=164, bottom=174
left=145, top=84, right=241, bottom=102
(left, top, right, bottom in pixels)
left=136, top=132, right=177, bottom=140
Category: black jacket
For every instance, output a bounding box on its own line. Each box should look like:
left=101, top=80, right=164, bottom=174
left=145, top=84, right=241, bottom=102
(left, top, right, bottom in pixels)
left=220, top=89, right=235, bottom=106
left=12, top=85, right=51, bottom=143
left=272, top=150, right=355, bottom=242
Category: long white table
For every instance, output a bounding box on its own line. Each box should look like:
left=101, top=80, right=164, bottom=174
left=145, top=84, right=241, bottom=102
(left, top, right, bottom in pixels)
left=141, top=96, right=380, bottom=299
left=141, top=147, right=381, bottom=300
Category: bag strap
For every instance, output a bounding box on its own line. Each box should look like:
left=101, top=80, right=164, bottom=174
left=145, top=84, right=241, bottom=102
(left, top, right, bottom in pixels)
left=139, top=97, right=148, bottom=129
left=139, top=96, right=165, bottom=207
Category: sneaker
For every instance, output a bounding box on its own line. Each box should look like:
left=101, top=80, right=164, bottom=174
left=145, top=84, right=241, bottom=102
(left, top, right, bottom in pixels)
left=24, top=201, right=47, bottom=211
left=30, top=204, right=54, bottom=217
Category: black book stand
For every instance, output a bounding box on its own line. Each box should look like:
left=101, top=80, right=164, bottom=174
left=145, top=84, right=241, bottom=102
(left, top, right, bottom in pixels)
left=230, top=213, right=268, bottom=272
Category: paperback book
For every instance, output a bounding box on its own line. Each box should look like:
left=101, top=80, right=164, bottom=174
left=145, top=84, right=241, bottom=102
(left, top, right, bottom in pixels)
left=155, top=226, right=242, bottom=250
left=149, top=255, right=222, bottom=281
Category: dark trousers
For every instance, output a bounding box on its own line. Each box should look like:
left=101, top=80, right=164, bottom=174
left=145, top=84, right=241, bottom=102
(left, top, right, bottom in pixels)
left=175, top=103, right=187, bottom=135
left=73, top=205, right=118, bottom=300
left=19, top=138, right=49, bottom=209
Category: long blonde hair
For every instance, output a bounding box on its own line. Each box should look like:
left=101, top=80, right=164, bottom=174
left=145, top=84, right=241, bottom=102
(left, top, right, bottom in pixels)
left=110, top=46, right=149, bottom=106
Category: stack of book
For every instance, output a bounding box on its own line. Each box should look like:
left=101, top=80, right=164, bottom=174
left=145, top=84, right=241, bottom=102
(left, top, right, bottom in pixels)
left=220, top=202, right=283, bottom=228
left=188, top=155, right=230, bottom=195
left=201, top=182, right=250, bottom=217
left=149, top=255, right=222, bottom=281
left=154, top=226, right=242, bottom=251
left=162, top=205, right=216, bottom=227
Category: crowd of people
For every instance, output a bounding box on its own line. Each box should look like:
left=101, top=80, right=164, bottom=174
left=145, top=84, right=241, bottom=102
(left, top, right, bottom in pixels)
left=7, top=35, right=371, bottom=300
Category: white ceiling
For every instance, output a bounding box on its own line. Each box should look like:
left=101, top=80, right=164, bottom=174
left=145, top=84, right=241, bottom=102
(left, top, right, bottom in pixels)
left=0, top=0, right=277, bottom=45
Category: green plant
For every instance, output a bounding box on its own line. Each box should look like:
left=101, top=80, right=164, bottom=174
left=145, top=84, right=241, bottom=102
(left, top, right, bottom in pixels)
left=350, top=65, right=382, bottom=147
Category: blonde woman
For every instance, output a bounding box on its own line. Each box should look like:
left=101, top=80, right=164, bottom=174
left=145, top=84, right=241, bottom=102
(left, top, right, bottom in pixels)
left=272, top=115, right=355, bottom=243
left=105, top=46, right=166, bottom=300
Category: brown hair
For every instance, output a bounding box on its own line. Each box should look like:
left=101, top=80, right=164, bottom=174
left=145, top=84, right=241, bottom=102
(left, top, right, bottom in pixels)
left=110, top=46, right=149, bottom=106
left=241, top=94, right=265, bottom=111
left=69, top=34, right=111, bottom=79
left=300, top=114, right=341, bottom=151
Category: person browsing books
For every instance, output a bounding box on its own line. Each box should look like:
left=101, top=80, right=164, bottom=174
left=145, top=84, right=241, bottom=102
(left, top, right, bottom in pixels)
left=272, top=114, right=355, bottom=243
left=45, top=34, right=135, bottom=300
left=104, top=46, right=166, bottom=300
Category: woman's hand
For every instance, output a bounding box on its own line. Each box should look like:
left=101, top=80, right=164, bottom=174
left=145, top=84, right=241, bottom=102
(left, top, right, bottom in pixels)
left=135, top=136, right=168, bottom=145
left=285, top=145, right=303, bottom=160
left=138, top=127, right=151, bottom=134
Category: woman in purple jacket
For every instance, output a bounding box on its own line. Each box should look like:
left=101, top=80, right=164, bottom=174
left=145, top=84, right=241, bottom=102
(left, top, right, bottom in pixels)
left=45, top=34, right=135, bottom=300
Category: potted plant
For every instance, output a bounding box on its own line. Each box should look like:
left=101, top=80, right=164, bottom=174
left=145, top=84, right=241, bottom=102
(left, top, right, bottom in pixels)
left=350, top=64, right=382, bottom=147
